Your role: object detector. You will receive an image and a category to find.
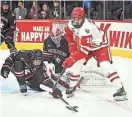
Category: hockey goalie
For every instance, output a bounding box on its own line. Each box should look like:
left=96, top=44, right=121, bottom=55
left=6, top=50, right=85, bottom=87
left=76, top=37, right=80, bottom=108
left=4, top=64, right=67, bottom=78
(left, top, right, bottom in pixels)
left=63, top=7, right=128, bottom=101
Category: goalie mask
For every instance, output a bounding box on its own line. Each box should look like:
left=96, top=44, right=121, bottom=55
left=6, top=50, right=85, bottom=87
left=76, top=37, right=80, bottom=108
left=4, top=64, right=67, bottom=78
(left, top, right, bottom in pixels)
left=31, top=49, right=43, bottom=67
left=50, top=28, right=62, bottom=48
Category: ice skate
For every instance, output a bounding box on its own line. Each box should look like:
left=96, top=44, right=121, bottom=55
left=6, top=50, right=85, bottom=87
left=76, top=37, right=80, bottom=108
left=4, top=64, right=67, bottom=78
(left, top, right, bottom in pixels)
left=20, top=84, right=27, bottom=96
left=113, top=86, right=128, bottom=101
left=66, top=87, right=75, bottom=98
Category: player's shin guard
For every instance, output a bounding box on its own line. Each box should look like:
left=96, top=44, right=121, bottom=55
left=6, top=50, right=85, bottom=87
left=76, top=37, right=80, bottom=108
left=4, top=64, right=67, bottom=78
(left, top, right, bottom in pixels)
left=14, top=61, right=27, bottom=95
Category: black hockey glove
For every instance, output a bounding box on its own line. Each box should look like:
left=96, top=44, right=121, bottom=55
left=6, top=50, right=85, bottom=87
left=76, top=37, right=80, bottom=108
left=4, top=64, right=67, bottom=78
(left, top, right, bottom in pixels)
left=1, top=66, right=10, bottom=79
left=52, top=88, right=63, bottom=99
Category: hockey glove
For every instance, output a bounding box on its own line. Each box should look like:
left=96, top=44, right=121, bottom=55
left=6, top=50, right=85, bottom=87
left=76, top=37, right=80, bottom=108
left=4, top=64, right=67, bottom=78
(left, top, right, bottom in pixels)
left=1, top=66, right=10, bottom=79
left=52, top=88, right=63, bottom=98
left=62, top=50, right=89, bottom=68
left=68, top=43, right=77, bottom=54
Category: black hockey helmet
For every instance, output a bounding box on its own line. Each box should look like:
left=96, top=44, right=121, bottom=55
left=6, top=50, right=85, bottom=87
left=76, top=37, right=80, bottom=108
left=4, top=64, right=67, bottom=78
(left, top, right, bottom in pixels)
left=31, top=49, right=43, bottom=60
left=30, top=49, right=43, bottom=67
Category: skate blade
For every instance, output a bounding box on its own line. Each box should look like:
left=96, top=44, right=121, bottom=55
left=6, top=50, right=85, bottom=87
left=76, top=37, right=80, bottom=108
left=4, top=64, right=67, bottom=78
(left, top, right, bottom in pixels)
left=114, top=95, right=128, bottom=101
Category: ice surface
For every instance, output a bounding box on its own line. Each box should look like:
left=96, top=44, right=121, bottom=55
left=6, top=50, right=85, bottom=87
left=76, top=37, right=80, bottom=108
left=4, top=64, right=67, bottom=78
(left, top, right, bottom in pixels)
left=0, top=50, right=132, bottom=117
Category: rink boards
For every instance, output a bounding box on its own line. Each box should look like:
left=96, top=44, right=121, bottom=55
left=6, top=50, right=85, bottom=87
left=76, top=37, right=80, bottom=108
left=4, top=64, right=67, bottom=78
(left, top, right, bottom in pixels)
left=1, top=20, right=132, bottom=58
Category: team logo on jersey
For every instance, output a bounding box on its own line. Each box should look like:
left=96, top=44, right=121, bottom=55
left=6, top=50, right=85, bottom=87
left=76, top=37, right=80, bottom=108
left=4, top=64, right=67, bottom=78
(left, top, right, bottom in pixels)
left=85, top=29, right=90, bottom=34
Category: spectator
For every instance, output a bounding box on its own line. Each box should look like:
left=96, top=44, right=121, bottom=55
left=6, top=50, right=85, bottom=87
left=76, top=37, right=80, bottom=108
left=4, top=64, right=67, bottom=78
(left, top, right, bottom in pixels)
left=38, top=3, right=51, bottom=19
left=50, top=1, right=64, bottom=19
left=28, top=1, right=39, bottom=19
left=128, top=2, right=132, bottom=19
left=95, top=2, right=103, bottom=20
left=14, top=1, right=27, bottom=19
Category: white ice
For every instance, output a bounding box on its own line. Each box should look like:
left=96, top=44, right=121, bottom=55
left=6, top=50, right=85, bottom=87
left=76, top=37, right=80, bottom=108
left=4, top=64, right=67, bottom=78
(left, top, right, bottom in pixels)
left=0, top=50, right=132, bottom=117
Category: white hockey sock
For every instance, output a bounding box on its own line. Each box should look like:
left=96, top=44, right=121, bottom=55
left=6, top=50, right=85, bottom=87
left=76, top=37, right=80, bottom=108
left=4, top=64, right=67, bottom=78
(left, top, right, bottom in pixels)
left=108, top=72, right=122, bottom=89
left=70, top=74, right=80, bottom=87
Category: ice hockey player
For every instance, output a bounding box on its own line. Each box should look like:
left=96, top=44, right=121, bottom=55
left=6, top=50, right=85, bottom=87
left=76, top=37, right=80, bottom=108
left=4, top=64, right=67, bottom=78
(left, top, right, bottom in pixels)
left=0, top=1, right=16, bottom=50
left=63, top=7, right=127, bottom=101
left=0, top=49, right=64, bottom=99
left=43, top=27, right=70, bottom=73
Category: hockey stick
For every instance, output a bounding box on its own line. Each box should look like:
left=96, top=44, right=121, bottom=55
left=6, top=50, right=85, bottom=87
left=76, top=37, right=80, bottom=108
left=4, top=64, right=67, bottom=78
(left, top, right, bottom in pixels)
left=40, top=84, right=78, bottom=112
left=66, top=76, right=85, bottom=96
left=52, top=68, right=66, bottom=91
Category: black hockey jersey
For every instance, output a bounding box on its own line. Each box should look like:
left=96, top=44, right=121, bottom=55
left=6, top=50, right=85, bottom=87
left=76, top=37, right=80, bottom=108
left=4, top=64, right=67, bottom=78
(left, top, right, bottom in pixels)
left=2, top=50, right=53, bottom=80
left=43, top=36, right=70, bottom=73
left=1, top=10, right=16, bottom=37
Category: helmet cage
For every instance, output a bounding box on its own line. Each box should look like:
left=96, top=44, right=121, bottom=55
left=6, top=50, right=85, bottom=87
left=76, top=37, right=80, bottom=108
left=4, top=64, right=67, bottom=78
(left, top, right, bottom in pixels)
left=50, top=28, right=62, bottom=46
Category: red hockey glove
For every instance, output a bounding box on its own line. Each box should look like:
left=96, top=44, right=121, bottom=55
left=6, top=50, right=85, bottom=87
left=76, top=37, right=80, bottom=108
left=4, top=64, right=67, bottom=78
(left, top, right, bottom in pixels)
left=68, top=43, right=77, bottom=54
left=62, top=50, right=89, bottom=68
left=62, top=56, right=76, bottom=68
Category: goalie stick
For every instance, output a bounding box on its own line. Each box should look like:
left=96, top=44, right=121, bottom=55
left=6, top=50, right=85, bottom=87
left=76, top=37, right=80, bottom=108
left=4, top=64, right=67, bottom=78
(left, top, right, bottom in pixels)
left=40, top=84, right=78, bottom=112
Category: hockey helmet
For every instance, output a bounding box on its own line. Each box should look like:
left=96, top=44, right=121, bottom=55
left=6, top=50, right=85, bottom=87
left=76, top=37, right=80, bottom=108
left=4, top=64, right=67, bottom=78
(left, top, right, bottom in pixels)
left=31, top=49, right=43, bottom=67
left=71, top=7, right=85, bottom=28
left=31, top=49, right=43, bottom=60
left=50, top=27, right=62, bottom=47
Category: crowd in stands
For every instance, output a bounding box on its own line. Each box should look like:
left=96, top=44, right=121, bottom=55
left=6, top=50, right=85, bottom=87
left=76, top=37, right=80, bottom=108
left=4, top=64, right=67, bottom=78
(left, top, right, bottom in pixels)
left=7, top=0, right=132, bottom=20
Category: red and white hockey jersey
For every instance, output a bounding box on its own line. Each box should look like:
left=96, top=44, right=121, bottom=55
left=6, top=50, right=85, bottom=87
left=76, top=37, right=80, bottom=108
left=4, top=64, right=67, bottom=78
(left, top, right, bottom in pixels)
left=65, top=18, right=108, bottom=55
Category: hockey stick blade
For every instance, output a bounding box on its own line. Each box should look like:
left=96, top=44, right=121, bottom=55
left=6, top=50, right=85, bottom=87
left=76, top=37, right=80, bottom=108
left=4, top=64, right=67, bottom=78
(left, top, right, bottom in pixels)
left=60, top=97, right=79, bottom=112
left=40, top=85, right=79, bottom=112
left=66, top=105, right=78, bottom=112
